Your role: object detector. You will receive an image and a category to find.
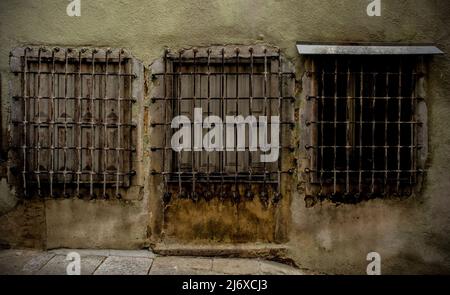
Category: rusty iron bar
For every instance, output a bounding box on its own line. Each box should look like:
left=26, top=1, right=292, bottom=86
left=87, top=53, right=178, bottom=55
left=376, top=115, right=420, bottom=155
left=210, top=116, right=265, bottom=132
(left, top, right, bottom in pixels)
left=370, top=72, right=377, bottom=195
left=206, top=49, right=212, bottom=193
left=396, top=59, right=403, bottom=193
left=234, top=48, right=240, bottom=200
left=49, top=48, right=57, bottom=197
left=21, top=48, right=30, bottom=197
left=276, top=49, right=283, bottom=198
left=102, top=49, right=110, bottom=198
left=358, top=63, right=364, bottom=195
left=247, top=48, right=254, bottom=197
left=89, top=50, right=97, bottom=197
left=115, top=49, right=123, bottom=197
left=384, top=70, right=390, bottom=195
left=177, top=50, right=183, bottom=197
left=76, top=50, right=83, bottom=196
left=35, top=48, right=43, bottom=197
left=62, top=49, right=70, bottom=197
left=333, top=59, right=338, bottom=195
left=319, top=64, right=325, bottom=195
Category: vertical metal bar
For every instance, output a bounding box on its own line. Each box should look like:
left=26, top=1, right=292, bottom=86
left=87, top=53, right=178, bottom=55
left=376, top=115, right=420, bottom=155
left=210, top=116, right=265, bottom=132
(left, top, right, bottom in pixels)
left=220, top=48, right=225, bottom=198
left=247, top=48, right=254, bottom=196
left=384, top=70, right=389, bottom=195
left=63, top=49, right=69, bottom=196
left=262, top=49, right=268, bottom=199
left=396, top=59, right=403, bottom=193
left=35, top=48, right=43, bottom=197
left=276, top=49, right=282, bottom=198
left=76, top=50, right=83, bottom=196
left=345, top=59, right=351, bottom=195
left=191, top=49, right=197, bottom=199
left=89, top=50, right=97, bottom=197
left=371, top=71, right=377, bottom=195
left=206, top=49, right=211, bottom=188
left=49, top=48, right=57, bottom=197
left=234, top=48, right=240, bottom=200
left=162, top=49, right=168, bottom=196
left=22, top=48, right=29, bottom=197
left=358, top=63, right=363, bottom=195
left=116, top=49, right=123, bottom=197
left=319, top=62, right=325, bottom=195
left=102, top=49, right=110, bottom=198
left=177, top=51, right=183, bottom=196
left=333, top=59, right=338, bottom=195
left=410, top=61, right=417, bottom=191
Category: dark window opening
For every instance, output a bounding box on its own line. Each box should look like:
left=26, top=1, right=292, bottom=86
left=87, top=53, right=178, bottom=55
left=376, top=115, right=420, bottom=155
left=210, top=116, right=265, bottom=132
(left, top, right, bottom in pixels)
left=306, top=56, right=423, bottom=199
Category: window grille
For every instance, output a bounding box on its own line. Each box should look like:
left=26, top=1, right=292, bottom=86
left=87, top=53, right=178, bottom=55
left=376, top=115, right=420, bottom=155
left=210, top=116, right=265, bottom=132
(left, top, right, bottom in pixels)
left=305, top=56, right=425, bottom=199
left=9, top=47, right=137, bottom=198
left=151, top=46, right=295, bottom=203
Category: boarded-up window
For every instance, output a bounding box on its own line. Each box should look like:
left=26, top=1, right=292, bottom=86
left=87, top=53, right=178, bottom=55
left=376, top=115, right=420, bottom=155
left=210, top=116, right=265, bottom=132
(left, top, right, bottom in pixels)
left=10, top=47, right=137, bottom=198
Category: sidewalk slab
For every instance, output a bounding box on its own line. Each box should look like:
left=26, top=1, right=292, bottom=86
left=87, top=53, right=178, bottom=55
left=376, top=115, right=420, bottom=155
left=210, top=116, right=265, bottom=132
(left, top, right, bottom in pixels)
left=149, top=256, right=213, bottom=275
left=94, top=256, right=153, bottom=275
left=37, top=254, right=105, bottom=275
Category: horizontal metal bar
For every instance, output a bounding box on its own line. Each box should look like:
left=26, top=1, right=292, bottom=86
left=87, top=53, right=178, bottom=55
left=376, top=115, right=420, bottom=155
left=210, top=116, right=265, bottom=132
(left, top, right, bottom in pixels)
left=151, top=96, right=295, bottom=101
left=305, top=145, right=421, bottom=149
left=13, top=146, right=136, bottom=151
left=23, top=170, right=136, bottom=176
left=306, top=169, right=424, bottom=173
left=152, top=72, right=294, bottom=76
left=153, top=170, right=293, bottom=176
left=307, top=96, right=422, bottom=101
left=306, top=121, right=420, bottom=125
left=149, top=146, right=296, bottom=151
left=12, top=121, right=137, bottom=127
left=13, top=95, right=136, bottom=102
left=150, top=122, right=295, bottom=126
left=306, top=71, right=424, bottom=76
left=297, top=43, right=444, bottom=55
left=12, top=71, right=136, bottom=77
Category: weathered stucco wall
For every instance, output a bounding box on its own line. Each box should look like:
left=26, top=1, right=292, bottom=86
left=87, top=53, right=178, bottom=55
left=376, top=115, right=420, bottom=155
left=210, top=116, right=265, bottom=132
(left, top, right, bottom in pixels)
left=0, top=0, right=449, bottom=274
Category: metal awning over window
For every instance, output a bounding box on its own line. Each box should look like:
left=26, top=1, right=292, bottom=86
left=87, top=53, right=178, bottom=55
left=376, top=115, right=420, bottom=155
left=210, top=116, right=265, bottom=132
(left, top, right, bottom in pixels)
left=297, top=42, right=444, bottom=55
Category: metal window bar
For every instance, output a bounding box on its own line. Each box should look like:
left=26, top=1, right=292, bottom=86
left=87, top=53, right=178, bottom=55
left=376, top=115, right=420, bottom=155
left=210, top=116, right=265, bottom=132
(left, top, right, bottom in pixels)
left=10, top=47, right=136, bottom=198
left=306, top=56, right=421, bottom=198
left=152, top=47, right=294, bottom=202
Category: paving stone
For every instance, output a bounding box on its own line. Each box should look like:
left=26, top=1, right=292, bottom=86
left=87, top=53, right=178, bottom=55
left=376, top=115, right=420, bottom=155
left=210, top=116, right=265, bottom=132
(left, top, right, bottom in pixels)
left=259, top=260, right=304, bottom=275
left=212, top=258, right=261, bottom=275
left=37, top=254, right=105, bottom=275
left=21, top=252, right=55, bottom=274
left=109, top=250, right=155, bottom=258
left=0, top=250, right=43, bottom=275
left=94, top=256, right=153, bottom=275
left=49, top=249, right=110, bottom=257
left=149, top=256, right=212, bottom=275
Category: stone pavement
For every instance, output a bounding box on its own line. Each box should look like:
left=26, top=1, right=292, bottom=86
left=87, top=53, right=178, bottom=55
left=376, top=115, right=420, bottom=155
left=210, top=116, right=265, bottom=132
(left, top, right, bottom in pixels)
left=0, top=249, right=307, bottom=275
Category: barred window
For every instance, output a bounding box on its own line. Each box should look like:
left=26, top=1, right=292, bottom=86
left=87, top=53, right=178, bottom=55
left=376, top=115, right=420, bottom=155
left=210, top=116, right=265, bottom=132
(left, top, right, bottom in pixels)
left=305, top=55, right=426, bottom=200
left=9, top=47, right=138, bottom=198
left=151, top=46, right=295, bottom=203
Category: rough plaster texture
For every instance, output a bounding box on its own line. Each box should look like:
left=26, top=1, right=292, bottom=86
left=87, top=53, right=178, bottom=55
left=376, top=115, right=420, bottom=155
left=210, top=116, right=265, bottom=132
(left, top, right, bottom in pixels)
left=0, top=0, right=449, bottom=274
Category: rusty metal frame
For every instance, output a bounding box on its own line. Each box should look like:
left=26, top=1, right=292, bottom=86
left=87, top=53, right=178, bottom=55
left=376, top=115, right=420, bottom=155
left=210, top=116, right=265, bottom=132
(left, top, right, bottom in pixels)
left=304, top=55, right=426, bottom=199
left=151, top=46, right=295, bottom=203
left=9, top=46, right=138, bottom=198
